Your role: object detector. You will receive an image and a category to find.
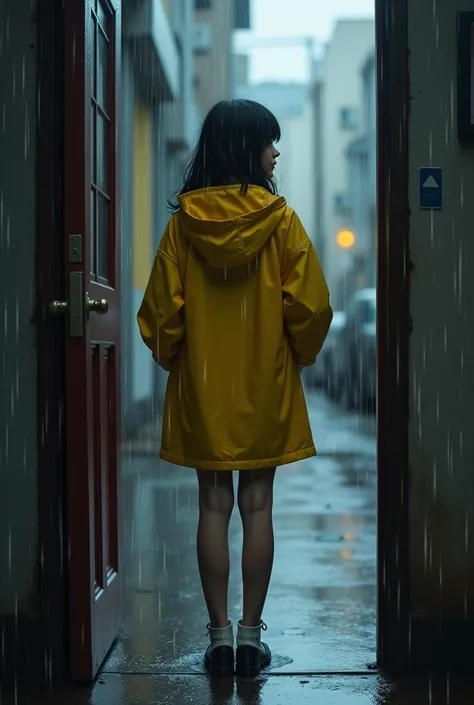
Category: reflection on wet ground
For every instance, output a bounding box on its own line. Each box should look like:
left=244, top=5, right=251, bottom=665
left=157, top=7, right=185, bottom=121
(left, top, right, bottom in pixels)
left=6, top=392, right=473, bottom=702
left=8, top=672, right=474, bottom=704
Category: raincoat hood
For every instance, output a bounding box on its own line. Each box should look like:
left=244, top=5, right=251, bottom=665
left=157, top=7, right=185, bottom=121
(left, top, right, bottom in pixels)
left=177, top=185, right=287, bottom=269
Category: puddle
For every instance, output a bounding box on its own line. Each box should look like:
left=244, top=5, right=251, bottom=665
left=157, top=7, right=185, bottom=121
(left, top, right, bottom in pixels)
left=280, top=628, right=306, bottom=636
left=315, top=532, right=348, bottom=543
left=175, top=652, right=293, bottom=673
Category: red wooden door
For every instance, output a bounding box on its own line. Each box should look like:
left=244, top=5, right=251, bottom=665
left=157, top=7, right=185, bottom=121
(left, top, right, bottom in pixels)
left=59, top=0, right=122, bottom=682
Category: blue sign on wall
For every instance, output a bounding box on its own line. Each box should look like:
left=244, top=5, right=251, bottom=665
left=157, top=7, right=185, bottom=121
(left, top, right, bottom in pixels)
left=419, top=167, right=443, bottom=209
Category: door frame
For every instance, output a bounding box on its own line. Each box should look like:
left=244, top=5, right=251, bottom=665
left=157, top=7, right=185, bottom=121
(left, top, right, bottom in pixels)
left=0, top=0, right=66, bottom=688
left=28, top=0, right=410, bottom=685
left=375, top=0, right=411, bottom=672
left=35, top=0, right=69, bottom=683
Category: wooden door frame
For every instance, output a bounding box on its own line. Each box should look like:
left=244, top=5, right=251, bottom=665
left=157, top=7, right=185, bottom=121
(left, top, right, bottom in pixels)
left=23, top=0, right=411, bottom=686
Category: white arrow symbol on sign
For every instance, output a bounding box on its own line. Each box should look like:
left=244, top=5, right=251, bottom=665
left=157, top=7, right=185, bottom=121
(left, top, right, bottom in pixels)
left=422, top=175, right=439, bottom=188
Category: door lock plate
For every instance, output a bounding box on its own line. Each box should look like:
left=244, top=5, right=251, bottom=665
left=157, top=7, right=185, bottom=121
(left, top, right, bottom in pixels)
left=69, top=234, right=82, bottom=263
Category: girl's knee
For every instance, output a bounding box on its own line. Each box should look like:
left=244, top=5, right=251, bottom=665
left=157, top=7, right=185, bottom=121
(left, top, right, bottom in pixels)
left=197, top=470, right=234, bottom=515
left=237, top=469, right=275, bottom=514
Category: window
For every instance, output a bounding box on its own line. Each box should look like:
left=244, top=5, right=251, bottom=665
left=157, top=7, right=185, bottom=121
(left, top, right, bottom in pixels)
left=357, top=298, right=376, bottom=324
left=195, top=0, right=211, bottom=9
left=365, top=299, right=376, bottom=323
left=339, top=106, right=358, bottom=130
left=233, top=0, right=250, bottom=28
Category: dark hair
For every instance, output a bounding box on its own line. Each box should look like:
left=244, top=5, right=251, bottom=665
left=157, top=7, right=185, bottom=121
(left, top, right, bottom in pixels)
left=168, top=99, right=281, bottom=211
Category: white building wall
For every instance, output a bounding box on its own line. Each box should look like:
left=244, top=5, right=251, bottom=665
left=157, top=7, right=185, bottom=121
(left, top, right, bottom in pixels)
left=343, top=51, right=377, bottom=293
left=277, top=97, right=315, bottom=242
left=319, top=20, right=375, bottom=304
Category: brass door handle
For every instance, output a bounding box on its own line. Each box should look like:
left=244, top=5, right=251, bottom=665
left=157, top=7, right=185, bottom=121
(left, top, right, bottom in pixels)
left=86, top=292, right=109, bottom=315
left=50, top=300, right=68, bottom=314
left=49, top=278, right=109, bottom=338
left=49, top=273, right=82, bottom=338
left=50, top=295, right=108, bottom=316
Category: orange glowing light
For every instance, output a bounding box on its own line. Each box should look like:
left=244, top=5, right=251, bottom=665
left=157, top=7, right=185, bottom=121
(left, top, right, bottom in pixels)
left=336, top=229, right=356, bottom=248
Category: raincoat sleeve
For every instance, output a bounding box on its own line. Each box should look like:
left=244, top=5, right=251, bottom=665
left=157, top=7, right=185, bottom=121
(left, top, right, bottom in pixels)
left=137, top=221, right=185, bottom=372
left=282, top=212, right=333, bottom=367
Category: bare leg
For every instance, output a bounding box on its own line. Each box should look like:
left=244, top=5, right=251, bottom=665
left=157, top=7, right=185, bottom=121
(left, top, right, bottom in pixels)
left=196, top=470, right=234, bottom=628
left=237, top=468, right=276, bottom=626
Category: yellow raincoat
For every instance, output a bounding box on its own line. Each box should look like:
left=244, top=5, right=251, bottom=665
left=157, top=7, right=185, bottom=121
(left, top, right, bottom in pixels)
left=137, top=185, right=332, bottom=470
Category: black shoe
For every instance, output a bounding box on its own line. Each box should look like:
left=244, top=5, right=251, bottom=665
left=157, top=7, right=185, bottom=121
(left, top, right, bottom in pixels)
left=204, top=644, right=235, bottom=677
left=235, top=642, right=272, bottom=678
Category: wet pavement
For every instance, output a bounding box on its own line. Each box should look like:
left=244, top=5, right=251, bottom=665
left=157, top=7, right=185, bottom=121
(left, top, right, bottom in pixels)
left=6, top=391, right=473, bottom=702
left=112, top=388, right=377, bottom=677
left=7, top=672, right=474, bottom=704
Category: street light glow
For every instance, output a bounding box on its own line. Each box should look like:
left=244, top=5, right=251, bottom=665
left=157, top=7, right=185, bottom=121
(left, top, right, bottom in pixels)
left=336, top=229, right=356, bottom=248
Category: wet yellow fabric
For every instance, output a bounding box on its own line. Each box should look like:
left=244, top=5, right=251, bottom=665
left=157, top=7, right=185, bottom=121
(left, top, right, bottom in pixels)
left=137, top=185, right=333, bottom=470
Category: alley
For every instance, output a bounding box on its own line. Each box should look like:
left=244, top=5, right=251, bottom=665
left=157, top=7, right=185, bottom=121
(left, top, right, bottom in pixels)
left=2, top=0, right=474, bottom=700
left=114, top=389, right=377, bottom=678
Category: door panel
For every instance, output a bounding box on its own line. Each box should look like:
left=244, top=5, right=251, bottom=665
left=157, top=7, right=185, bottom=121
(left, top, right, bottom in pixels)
left=63, top=0, right=122, bottom=681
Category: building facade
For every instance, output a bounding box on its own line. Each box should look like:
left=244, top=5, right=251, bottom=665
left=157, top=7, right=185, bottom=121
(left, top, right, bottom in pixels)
left=313, top=19, right=375, bottom=309
left=343, top=50, right=377, bottom=297
left=121, top=0, right=198, bottom=435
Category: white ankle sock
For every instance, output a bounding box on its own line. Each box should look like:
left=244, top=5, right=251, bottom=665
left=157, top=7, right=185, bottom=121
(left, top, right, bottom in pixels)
left=207, top=621, right=234, bottom=649
left=236, top=620, right=264, bottom=648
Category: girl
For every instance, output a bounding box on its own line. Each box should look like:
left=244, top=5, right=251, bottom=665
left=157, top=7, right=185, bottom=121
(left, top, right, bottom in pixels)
left=137, top=99, right=333, bottom=678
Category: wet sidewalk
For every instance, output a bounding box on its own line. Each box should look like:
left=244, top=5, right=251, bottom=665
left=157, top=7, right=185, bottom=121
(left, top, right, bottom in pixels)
left=9, top=672, right=474, bottom=704
left=111, top=389, right=377, bottom=678
left=6, top=392, right=473, bottom=703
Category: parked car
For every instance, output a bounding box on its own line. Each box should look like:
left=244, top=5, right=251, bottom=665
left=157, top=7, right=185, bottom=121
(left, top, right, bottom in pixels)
left=338, top=288, right=377, bottom=412
left=302, top=310, right=346, bottom=390
left=319, top=310, right=347, bottom=399
left=302, top=354, right=324, bottom=390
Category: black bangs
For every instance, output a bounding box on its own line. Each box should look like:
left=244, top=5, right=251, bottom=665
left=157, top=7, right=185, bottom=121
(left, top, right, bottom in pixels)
left=169, top=99, right=281, bottom=211
left=257, top=103, right=281, bottom=146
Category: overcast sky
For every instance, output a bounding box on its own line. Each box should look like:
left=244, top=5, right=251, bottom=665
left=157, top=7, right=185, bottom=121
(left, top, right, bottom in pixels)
left=234, top=0, right=374, bottom=83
